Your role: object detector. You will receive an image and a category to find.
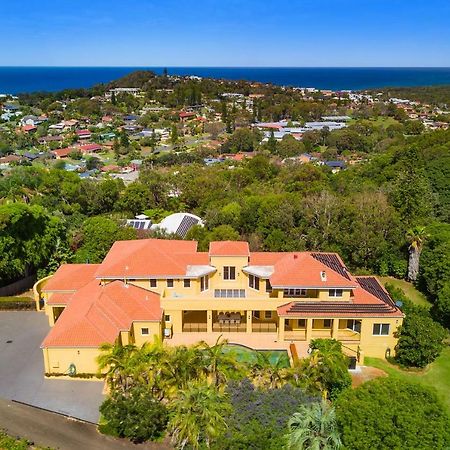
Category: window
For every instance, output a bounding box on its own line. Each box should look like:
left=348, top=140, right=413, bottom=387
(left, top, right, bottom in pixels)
left=266, top=280, right=272, bottom=293
left=347, top=319, right=361, bottom=333
left=167, top=279, right=174, bottom=288
left=253, top=311, right=260, bottom=319
left=200, top=275, right=209, bottom=292
left=183, top=279, right=191, bottom=288
left=141, top=327, right=149, bottom=335
left=249, top=274, right=260, bottom=290
left=285, top=319, right=290, bottom=327
left=223, top=266, right=236, bottom=280
left=323, top=319, right=332, bottom=328
left=149, top=279, right=157, bottom=288
left=164, top=314, right=171, bottom=322
left=214, top=289, right=246, bottom=298
left=284, top=288, right=307, bottom=298
left=298, top=319, right=306, bottom=328
left=329, top=289, right=343, bottom=298
left=373, top=323, right=390, bottom=336
left=264, top=311, right=272, bottom=319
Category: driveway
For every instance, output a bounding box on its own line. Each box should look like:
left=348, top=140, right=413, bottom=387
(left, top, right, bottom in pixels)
left=0, top=311, right=104, bottom=423
left=0, top=397, right=171, bottom=450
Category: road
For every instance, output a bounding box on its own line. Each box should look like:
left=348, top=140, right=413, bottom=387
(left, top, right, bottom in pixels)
left=0, top=397, right=171, bottom=450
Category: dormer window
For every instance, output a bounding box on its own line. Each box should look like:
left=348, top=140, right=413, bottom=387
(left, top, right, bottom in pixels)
left=320, top=271, right=327, bottom=281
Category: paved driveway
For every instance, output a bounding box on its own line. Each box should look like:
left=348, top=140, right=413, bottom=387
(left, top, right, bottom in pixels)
left=0, top=311, right=104, bottom=423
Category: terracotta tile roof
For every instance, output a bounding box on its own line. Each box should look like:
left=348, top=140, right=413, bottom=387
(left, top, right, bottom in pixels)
left=46, top=292, right=74, bottom=306
left=278, top=277, right=403, bottom=318
left=96, top=239, right=206, bottom=278
left=78, top=144, right=102, bottom=153
left=277, top=301, right=403, bottom=317
left=52, top=148, right=72, bottom=158
left=41, top=280, right=162, bottom=348
left=268, top=253, right=355, bottom=288
left=209, top=241, right=250, bottom=257
left=42, top=264, right=101, bottom=292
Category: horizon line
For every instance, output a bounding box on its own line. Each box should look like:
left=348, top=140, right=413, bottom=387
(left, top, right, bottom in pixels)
left=1, top=65, right=450, bottom=69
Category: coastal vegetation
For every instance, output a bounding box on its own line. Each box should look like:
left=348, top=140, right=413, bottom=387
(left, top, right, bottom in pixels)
left=1, top=70, right=449, bottom=448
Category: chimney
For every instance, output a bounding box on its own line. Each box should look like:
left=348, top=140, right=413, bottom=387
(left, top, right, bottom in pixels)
left=293, top=254, right=298, bottom=259
left=320, top=271, right=327, bottom=281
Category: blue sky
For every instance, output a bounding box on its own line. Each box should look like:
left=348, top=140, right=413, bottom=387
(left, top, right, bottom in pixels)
left=2, top=0, right=450, bottom=66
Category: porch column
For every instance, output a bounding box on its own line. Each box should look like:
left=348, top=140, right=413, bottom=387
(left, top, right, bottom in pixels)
left=207, top=310, right=213, bottom=333
left=246, top=311, right=252, bottom=333
left=306, top=318, right=313, bottom=342
left=278, top=316, right=285, bottom=341
left=332, top=318, right=339, bottom=339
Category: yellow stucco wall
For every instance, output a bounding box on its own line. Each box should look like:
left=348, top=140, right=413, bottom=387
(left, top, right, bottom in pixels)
left=131, top=321, right=162, bottom=346
left=43, top=347, right=101, bottom=374
left=359, top=317, right=402, bottom=358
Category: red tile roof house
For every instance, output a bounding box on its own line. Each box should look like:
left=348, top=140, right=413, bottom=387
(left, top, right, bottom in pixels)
left=78, top=144, right=102, bottom=154
left=179, top=111, right=196, bottom=122
left=76, top=129, right=92, bottom=139
left=52, top=148, right=73, bottom=159
left=22, top=125, right=37, bottom=133
left=36, top=239, right=403, bottom=376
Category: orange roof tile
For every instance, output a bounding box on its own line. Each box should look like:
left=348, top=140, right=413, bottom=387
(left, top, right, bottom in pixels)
left=277, top=276, right=403, bottom=317
left=46, top=292, right=74, bottom=306
left=268, top=253, right=355, bottom=288
left=42, top=280, right=162, bottom=348
left=95, top=239, right=205, bottom=278
left=209, top=241, right=250, bottom=257
left=43, top=264, right=101, bottom=292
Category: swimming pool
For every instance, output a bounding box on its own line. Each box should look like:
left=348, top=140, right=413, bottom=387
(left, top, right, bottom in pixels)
left=223, top=344, right=291, bottom=368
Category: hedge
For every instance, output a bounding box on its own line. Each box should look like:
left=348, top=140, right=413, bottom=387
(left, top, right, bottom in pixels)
left=0, top=297, right=36, bottom=311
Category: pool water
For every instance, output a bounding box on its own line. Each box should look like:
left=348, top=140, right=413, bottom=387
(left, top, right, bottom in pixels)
left=223, top=344, right=291, bottom=368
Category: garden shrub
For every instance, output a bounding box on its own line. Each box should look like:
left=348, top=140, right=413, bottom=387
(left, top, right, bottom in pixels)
left=335, top=378, right=450, bottom=450
left=212, top=378, right=317, bottom=450
left=100, top=386, right=168, bottom=443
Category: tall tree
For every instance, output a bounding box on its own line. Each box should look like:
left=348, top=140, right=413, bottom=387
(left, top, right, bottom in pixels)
left=406, top=225, right=429, bottom=281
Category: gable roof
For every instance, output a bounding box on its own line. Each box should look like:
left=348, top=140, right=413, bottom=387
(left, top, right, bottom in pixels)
left=209, top=241, right=250, bottom=257
left=41, top=280, right=162, bottom=348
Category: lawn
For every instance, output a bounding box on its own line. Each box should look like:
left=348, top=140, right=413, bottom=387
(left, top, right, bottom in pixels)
left=365, top=346, right=450, bottom=415
left=379, top=276, right=431, bottom=308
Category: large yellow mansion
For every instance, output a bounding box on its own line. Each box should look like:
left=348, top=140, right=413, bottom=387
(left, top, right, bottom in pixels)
left=35, top=239, right=403, bottom=375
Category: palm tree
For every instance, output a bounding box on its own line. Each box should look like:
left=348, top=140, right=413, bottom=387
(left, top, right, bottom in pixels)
left=285, top=401, right=342, bottom=450
left=251, top=351, right=290, bottom=389
left=131, top=339, right=170, bottom=400
left=406, top=226, right=429, bottom=281
left=162, top=345, right=204, bottom=391
left=168, top=381, right=229, bottom=449
left=198, top=336, right=242, bottom=387
left=97, top=342, right=138, bottom=393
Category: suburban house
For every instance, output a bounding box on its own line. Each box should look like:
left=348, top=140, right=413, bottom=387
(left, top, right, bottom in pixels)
left=76, top=129, right=92, bottom=140
left=35, top=239, right=403, bottom=376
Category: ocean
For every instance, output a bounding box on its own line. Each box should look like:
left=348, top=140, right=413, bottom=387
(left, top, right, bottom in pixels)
left=1, top=67, right=450, bottom=94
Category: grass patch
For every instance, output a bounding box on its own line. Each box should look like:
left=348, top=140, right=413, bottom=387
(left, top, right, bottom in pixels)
left=0, top=430, right=53, bottom=450
left=365, top=346, right=450, bottom=415
left=379, top=276, right=431, bottom=308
